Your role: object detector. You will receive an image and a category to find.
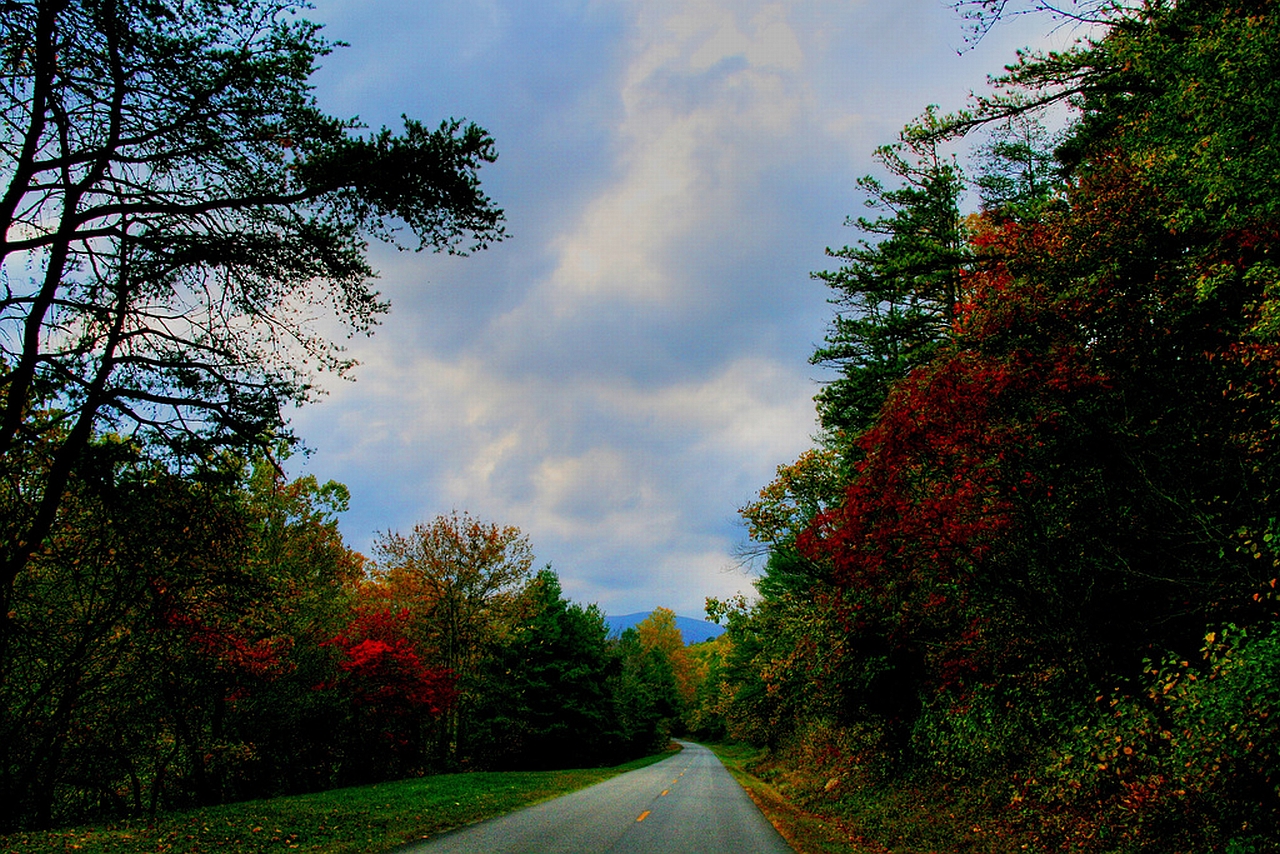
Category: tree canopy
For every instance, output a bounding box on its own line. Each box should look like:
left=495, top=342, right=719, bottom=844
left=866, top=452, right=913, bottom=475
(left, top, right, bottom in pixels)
left=707, top=1, right=1280, bottom=848
left=0, top=0, right=505, bottom=601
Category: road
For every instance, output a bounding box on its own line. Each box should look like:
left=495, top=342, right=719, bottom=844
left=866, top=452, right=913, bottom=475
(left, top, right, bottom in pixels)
left=394, top=741, right=795, bottom=854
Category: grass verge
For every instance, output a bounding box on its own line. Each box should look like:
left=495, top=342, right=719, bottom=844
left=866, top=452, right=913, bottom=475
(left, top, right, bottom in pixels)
left=706, top=742, right=885, bottom=854
left=0, top=749, right=677, bottom=854
left=708, top=742, right=1046, bottom=854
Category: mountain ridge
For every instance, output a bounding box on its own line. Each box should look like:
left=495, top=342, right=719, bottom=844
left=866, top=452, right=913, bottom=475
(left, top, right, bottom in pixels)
left=603, top=611, right=725, bottom=645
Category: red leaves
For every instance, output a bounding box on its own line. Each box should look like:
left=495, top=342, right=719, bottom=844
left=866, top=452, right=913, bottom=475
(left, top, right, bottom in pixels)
left=166, top=611, right=292, bottom=679
left=157, top=594, right=294, bottom=701
left=800, top=212, right=1114, bottom=688
left=804, top=347, right=1044, bottom=591
left=326, top=608, right=456, bottom=716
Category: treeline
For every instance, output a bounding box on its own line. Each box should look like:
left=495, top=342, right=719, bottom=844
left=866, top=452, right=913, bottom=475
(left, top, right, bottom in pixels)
left=692, top=1, right=1280, bottom=851
left=0, top=0, right=705, bottom=834
left=0, top=446, right=695, bottom=831
left=3, top=0, right=518, bottom=833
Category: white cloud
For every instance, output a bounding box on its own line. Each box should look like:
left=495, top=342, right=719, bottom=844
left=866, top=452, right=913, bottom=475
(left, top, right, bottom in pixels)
left=540, top=1, right=812, bottom=311
left=291, top=0, right=1084, bottom=616
left=291, top=0, right=840, bottom=614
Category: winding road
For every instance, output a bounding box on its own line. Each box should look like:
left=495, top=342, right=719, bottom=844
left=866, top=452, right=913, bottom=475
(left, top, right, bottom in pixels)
left=395, top=741, right=795, bottom=854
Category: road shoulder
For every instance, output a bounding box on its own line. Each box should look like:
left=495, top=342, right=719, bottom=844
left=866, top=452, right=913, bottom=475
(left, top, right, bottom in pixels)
left=705, top=742, right=885, bottom=854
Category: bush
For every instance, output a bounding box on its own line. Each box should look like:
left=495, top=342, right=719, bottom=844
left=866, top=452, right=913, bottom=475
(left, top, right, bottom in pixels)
left=1031, top=620, right=1280, bottom=852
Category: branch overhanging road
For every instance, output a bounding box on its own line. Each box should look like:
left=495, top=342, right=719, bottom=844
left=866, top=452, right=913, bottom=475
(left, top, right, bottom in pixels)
left=394, top=741, right=795, bottom=854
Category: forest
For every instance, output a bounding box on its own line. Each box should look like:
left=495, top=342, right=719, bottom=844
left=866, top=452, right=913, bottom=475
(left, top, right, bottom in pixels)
left=0, top=0, right=694, bottom=832
left=2, top=0, right=1279, bottom=851
left=688, top=0, right=1280, bottom=850
left=1, top=460, right=697, bottom=829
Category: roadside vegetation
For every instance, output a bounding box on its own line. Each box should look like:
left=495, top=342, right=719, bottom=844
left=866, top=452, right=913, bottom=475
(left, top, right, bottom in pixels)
left=688, top=1, right=1280, bottom=851
left=0, top=752, right=674, bottom=854
left=5, top=0, right=1279, bottom=850
left=707, top=743, right=873, bottom=854
left=0, top=454, right=694, bottom=831
left=711, top=741, right=1060, bottom=854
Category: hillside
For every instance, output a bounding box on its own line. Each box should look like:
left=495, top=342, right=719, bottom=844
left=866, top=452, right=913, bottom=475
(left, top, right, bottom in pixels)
left=604, top=612, right=725, bottom=645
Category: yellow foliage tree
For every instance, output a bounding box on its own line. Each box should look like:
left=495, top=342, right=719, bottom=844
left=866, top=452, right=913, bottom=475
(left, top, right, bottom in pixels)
left=636, top=607, right=703, bottom=706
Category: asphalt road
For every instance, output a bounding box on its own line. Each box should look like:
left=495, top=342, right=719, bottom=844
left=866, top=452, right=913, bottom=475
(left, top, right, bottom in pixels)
left=395, top=741, right=795, bottom=854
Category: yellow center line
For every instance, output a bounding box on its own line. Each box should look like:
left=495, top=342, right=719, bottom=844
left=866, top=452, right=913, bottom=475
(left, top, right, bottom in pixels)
left=637, top=810, right=651, bottom=822
left=660, top=789, right=670, bottom=796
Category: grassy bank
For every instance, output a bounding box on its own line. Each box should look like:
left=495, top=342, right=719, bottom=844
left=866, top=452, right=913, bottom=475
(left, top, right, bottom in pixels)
left=709, top=742, right=1034, bottom=854
left=709, top=741, right=1087, bottom=854
left=0, top=750, right=676, bottom=854
left=707, top=742, right=886, bottom=854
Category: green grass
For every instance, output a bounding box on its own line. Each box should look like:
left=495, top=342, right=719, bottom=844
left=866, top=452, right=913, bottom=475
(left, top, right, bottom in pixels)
left=0, top=750, right=677, bottom=854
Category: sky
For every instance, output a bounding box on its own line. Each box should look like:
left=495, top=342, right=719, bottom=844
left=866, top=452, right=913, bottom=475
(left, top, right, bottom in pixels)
left=286, top=0, right=1078, bottom=618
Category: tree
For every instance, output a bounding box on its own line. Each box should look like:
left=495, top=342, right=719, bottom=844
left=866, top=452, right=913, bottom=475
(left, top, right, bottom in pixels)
left=0, top=0, right=505, bottom=610
left=974, top=111, right=1060, bottom=218
left=324, top=607, right=455, bottom=783
left=935, top=0, right=1280, bottom=669
left=799, top=0, right=1280, bottom=820
left=470, top=569, right=618, bottom=770
left=205, top=459, right=367, bottom=799
left=951, top=1, right=1131, bottom=46
left=610, top=627, right=679, bottom=755
left=603, top=607, right=699, bottom=752
left=0, top=447, right=252, bottom=828
left=739, top=447, right=844, bottom=555
left=683, top=634, right=730, bottom=740
left=0, top=446, right=382, bottom=830
left=811, top=110, right=969, bottom=436
left=635, top=607, right=700, bottom=709
left=370, top=512, right=534, bottom=764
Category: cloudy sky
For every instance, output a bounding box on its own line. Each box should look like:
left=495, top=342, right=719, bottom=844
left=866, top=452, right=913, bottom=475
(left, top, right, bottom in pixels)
left=286, top=0, right=1075, bottom=618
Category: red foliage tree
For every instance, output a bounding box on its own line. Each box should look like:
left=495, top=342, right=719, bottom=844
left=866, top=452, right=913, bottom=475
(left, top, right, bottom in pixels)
left=328, top=608, right=456, bottom=715
left=800, top=325, right=1102, bottom=687
left=803, top=150, right=1280, bottom=697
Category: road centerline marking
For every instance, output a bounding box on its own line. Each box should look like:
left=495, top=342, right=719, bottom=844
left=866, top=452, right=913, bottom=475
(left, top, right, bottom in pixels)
left=661, top=789, right=669, bottom=796
left=636, top=810, right=651, bottom=822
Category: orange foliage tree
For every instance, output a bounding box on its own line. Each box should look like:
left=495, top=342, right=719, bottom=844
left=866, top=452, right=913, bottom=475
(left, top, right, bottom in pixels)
left=367, top=511, right=534, bottom=765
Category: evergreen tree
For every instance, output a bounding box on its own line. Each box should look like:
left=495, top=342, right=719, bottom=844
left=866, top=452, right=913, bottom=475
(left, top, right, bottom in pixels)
left=0, top=0, right=504, bottom=609
left=812, top=110, right=969, bottom=437
left=470, top=569, right=618, bottom=769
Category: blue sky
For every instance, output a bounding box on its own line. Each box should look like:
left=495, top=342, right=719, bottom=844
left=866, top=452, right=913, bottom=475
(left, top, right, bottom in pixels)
left=286, top=0, right=1077, bottom=617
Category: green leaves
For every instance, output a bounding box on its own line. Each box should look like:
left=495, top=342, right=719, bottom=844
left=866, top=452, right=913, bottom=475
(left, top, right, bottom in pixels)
left=812, top=117, right=969, bottom=436
left=300, top=117, right=506, bottom=255
left=0, top=0, right=505, bottom=596
left=470, top=570, right=617, bottom=770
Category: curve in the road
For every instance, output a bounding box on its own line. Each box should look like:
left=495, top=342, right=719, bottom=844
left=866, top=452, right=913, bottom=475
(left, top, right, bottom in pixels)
left=393, top=741, right=795, bottom=854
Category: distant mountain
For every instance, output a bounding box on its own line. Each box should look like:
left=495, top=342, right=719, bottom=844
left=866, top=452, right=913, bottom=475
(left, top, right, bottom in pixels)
left=604, top=612, right=725, bottom=645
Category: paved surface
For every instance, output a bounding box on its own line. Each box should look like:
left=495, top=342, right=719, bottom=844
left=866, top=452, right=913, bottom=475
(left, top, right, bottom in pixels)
left=395, top=741, right=795, bottom=854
